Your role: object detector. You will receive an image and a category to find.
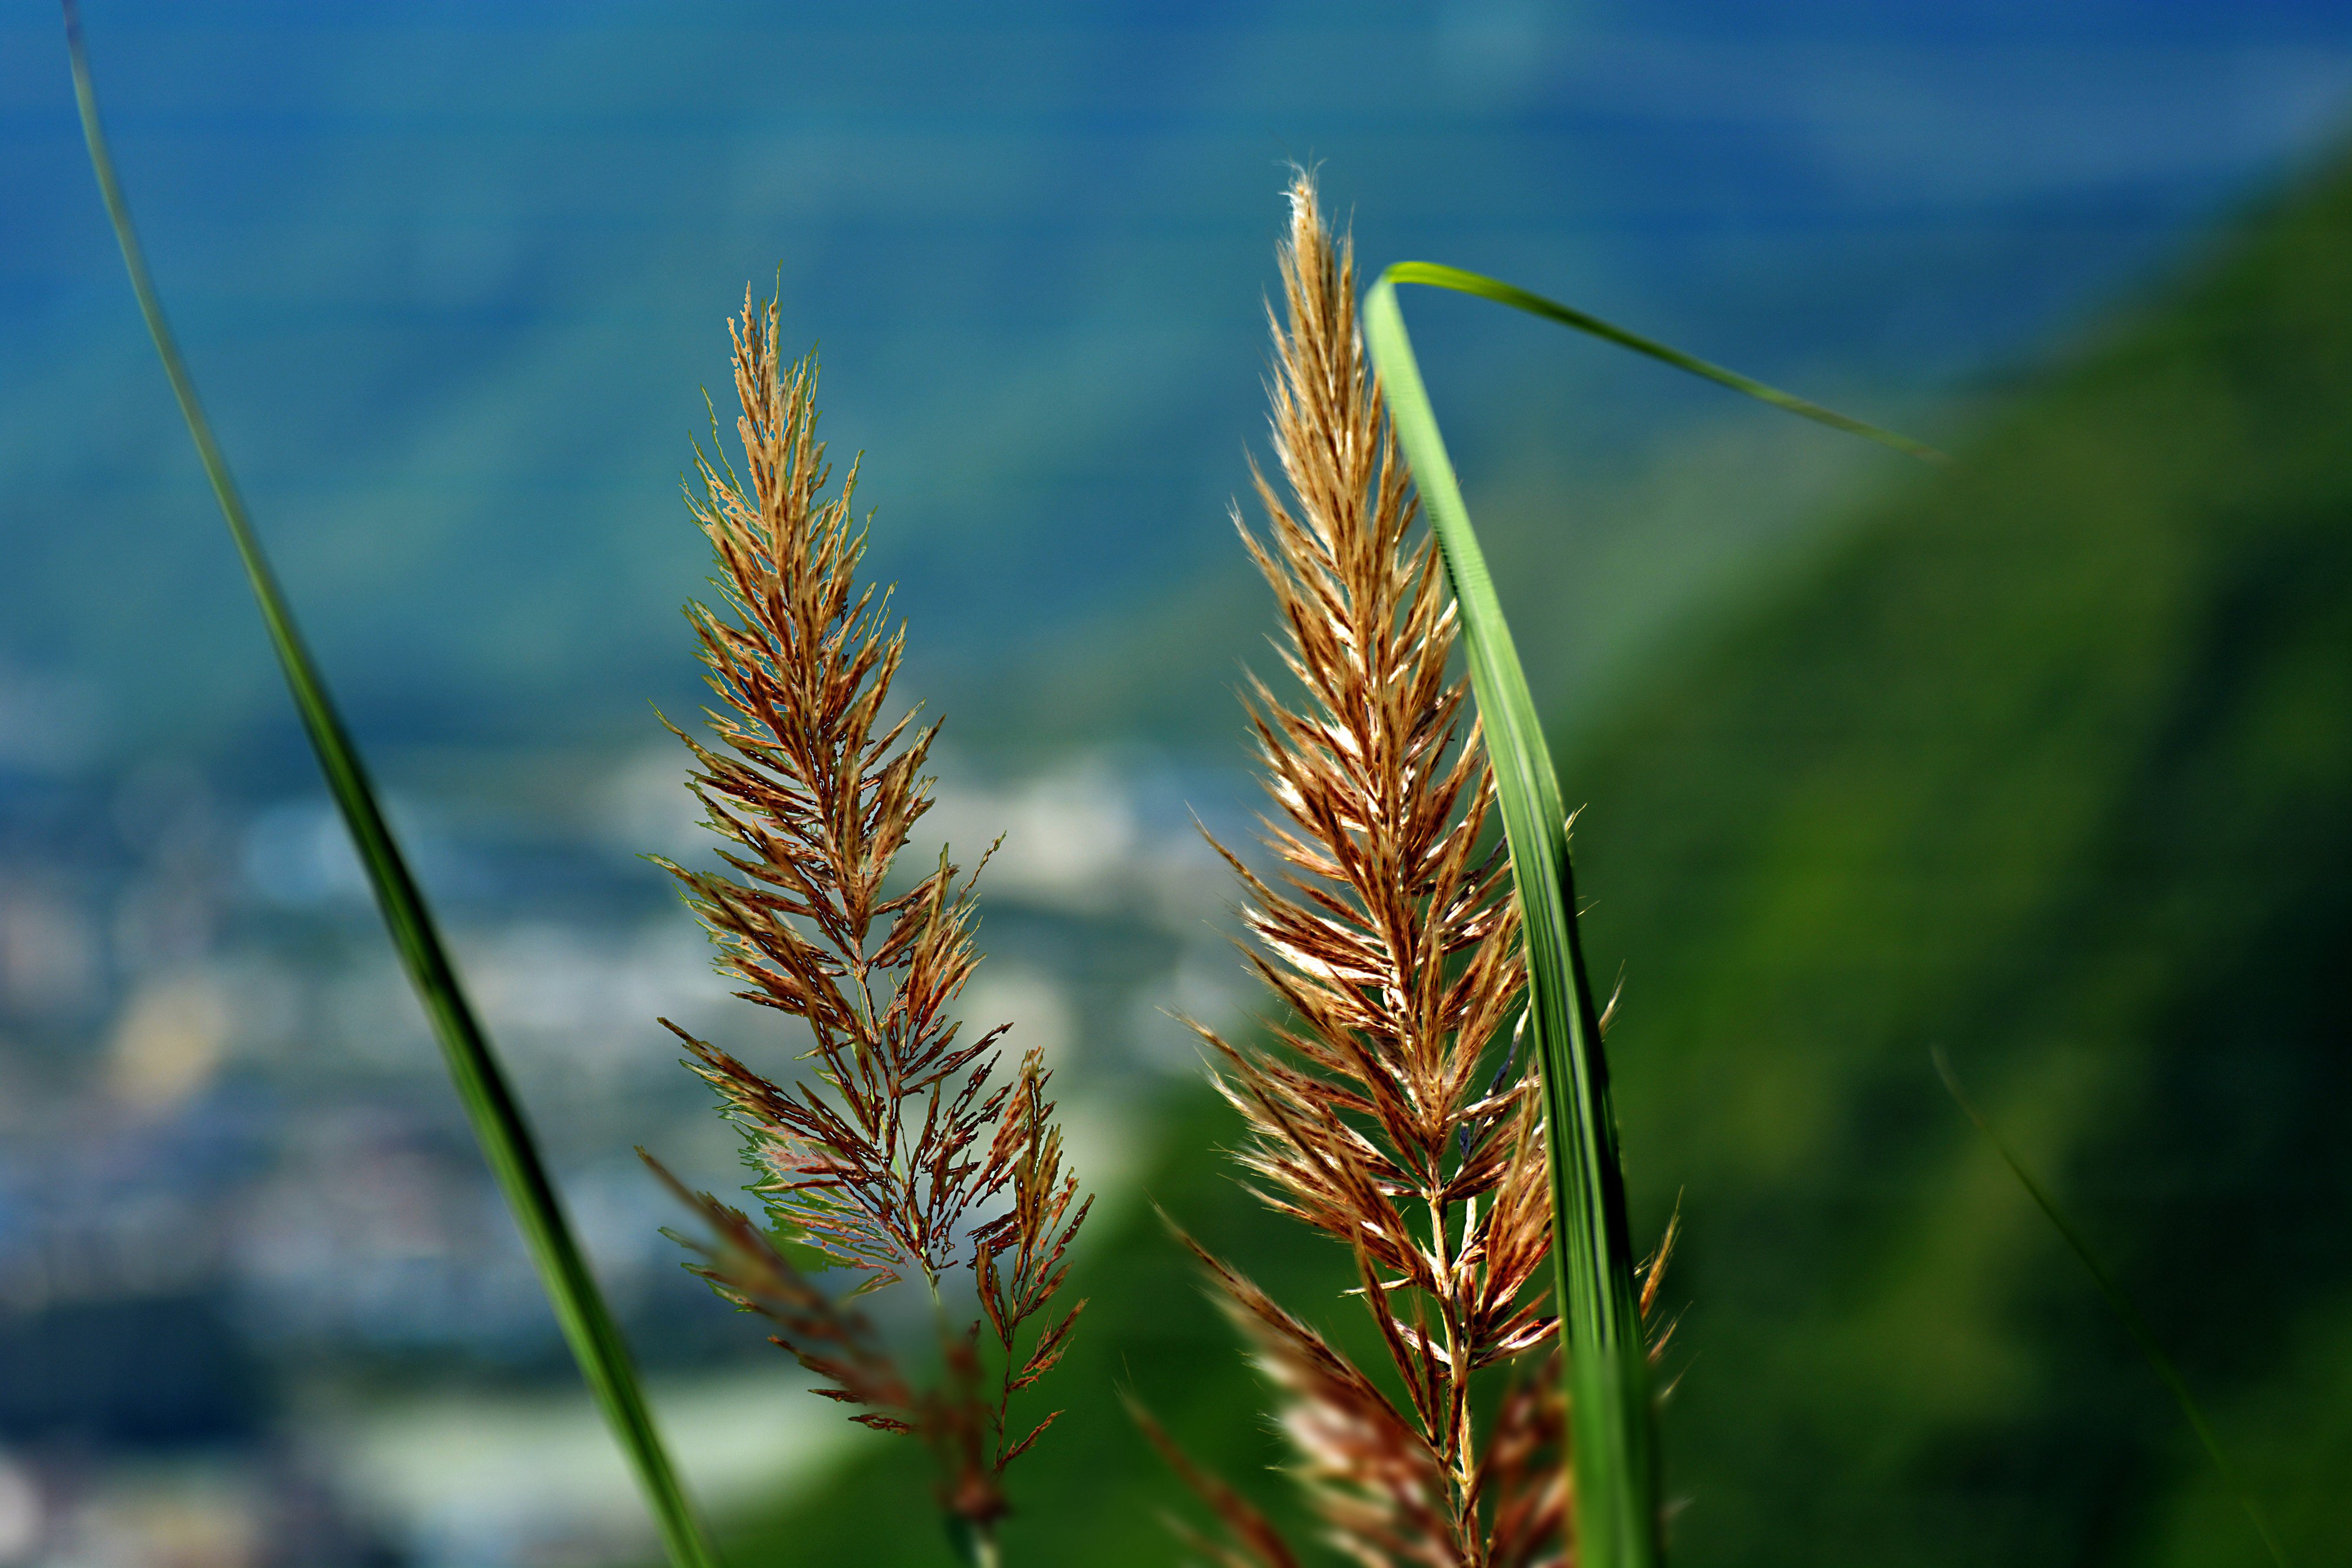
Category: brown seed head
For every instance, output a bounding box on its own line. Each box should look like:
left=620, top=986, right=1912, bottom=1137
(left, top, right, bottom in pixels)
left=646, top=288, right=1090, bottom=1526
left=1161, top=170, right=1677, bottom=1568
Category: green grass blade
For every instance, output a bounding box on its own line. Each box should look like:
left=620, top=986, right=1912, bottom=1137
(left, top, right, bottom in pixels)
left=1364, top=260, right=1942, bottom=1564
left=65, top=11, right=723, bottom=1566
left=1363, top=277, right=1662, bottom=1568
left=1382, top=261, right=1952, bottom=467
left=1933, top=1049, right=2291, bottom=1568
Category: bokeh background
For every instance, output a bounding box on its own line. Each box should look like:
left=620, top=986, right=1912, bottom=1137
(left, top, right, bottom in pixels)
left=4, top=2, right=2350, bottom=1565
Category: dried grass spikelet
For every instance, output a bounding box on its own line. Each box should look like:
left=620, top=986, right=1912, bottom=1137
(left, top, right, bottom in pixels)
left=640, top=287, right=1090, bottom=1535
left=1148, top=173, right=1674, bottom=1568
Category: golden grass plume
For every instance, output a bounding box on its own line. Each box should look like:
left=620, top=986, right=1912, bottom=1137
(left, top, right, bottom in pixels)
left=1152, top=173, right=1675, bottom=1568
left=642, top=289, right=1090, bottom=1536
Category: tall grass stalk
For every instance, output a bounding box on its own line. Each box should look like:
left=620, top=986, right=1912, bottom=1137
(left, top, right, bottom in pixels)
left=1152, top=178, right=1676, bottom=1568
left=1361, top=260, right=1945, bottom=1568
left=63, top=10, right=723, bottom=1566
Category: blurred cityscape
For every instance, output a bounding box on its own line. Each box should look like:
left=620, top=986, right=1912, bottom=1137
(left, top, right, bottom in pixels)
left=0, top=734, right=1252, bottom=1566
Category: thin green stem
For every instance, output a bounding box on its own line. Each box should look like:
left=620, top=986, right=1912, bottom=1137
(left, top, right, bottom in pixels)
left=1933, top=1049, right=2291, bottom=1568
left=64, top=8, right=722, bottom=1566
left=946, top=1517, right=1001, bottom=1568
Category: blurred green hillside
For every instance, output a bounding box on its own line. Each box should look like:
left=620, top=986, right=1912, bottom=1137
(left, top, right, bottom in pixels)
left=701, top=148, right=2352, bottom=1567
left=1576, top=143, right=2352, bottom=1567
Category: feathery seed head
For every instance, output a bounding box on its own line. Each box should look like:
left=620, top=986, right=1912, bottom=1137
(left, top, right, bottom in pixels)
left=644, top=287, right=1090, bottom=1532
left=1157, top=171, right=1672, bottom=1568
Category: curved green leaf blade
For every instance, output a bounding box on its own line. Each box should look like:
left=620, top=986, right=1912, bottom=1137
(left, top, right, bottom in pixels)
left=1364, top=261, right=1940, bottom=1564
left=1383, top=260, right=1952, bottom=467
left=1934, top=1050, right=2291, bottom=1568
left=65, top=10, right=723, bottom=1566
left=1362, top=276, right=1662, bottom=1568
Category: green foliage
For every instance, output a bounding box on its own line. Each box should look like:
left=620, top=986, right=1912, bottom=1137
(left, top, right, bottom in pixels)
left=1935, top=1049, right=2288, bottom=1565
left=1565, top=155, right=2352, bottom=1564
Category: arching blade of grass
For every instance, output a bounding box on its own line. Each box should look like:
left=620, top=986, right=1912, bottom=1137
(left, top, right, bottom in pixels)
left=65, top=11, right=723, bottom=1567
left=1362, top=265, right=1942, bottom=1567
left=1933, top=1049, right=2291, bottom=1568
left=1362, top=275, right=1659, bottom=1568
left=1379, top=262, right=1953, bottom=466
